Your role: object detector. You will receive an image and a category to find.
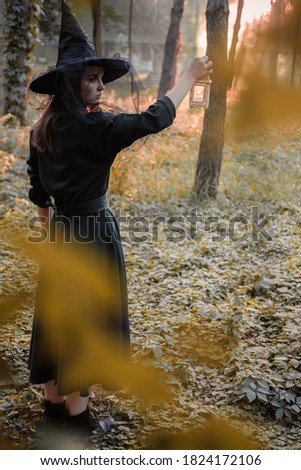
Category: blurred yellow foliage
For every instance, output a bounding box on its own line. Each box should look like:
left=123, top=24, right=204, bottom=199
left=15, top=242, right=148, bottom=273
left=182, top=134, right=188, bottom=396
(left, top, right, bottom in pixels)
left=230, top=78, right=301, bottom=131
left=14, top=232, right=173, bottom=402
left=148, top=416, right=261, bottom=450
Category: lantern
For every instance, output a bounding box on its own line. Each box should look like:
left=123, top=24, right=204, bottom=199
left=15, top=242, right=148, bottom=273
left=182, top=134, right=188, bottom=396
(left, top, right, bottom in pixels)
left=189, top=75, right=212, bottom=109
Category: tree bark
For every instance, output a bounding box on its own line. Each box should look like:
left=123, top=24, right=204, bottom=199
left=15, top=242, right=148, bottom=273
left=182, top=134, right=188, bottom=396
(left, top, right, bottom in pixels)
left=195, top=0, right=229, bottom=199
left=157, top=0, right=185, bottom=98
left=0, top=0, right=4, bottom=114
left=91, top=0, right=102, bottom=54
left=3, top=0, right=34, bottom=124
left=227, top=0, right=244, bottom=88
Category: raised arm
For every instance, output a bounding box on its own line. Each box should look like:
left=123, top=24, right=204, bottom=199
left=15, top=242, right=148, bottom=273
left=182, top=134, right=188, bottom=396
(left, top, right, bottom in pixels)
left=166, top=56, right=213, bottom=110
left=104, top=56, right=212, bottom=155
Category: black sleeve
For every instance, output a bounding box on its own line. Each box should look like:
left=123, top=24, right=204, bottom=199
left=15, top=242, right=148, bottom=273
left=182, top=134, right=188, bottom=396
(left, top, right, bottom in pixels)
left=106, top=95, right=176, bottom=155
left=26, top=139, right=51, bottom=208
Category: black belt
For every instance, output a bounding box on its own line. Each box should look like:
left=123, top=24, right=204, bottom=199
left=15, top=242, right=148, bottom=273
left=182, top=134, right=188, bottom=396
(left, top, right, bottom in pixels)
left=46, top=194, right=109, bottom=216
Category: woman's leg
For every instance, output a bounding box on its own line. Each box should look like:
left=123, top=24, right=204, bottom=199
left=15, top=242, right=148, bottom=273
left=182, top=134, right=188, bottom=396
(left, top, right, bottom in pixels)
left=42, top=380, right=67, bottom=424
left=44, top=380, right=89, bottom=415
left=65, top=392, right=114, bottom=433
left=44, top=380, right=88, bottom=414
left=44, top=380, right=65, bottom=403
left=66, top=392, right=89, bottom=416
left=61, top=389, right=114, bottom=433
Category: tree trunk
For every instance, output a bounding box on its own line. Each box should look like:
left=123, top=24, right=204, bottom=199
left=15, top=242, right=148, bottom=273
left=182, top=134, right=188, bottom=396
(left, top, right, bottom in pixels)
left=0, top=0, right=4, bottom=115
left=195, top=0, right=229, bottom=199
left=91, top=0, right=101, bottom=54
left=157, top=0, right=185, bottom=98
left=291, top=0, right=301, bottom=87
left=194, top=0, right=203, bottom=56
left=269, top=0, right=283, bottom=83
left=3, top=0, right=40, bottom=124
left=128, top=0, right=133, bottom=61
left=227, top=0, right=244, bottom=88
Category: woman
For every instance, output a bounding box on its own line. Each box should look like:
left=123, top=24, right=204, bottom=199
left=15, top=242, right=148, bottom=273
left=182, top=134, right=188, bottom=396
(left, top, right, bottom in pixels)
left=27, top=1, right=213, bottom=433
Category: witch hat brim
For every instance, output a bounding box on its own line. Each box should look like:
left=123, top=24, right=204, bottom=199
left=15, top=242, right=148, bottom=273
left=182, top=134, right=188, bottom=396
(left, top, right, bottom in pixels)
left=29, top=1, right=130, bottom=95
left=29, top=57, right=131, bottom=94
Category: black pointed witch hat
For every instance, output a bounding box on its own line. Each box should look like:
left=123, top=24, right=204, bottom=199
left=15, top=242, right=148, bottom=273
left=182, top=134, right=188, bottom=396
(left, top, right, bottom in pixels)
left=29, top=0, right=130, bottom=94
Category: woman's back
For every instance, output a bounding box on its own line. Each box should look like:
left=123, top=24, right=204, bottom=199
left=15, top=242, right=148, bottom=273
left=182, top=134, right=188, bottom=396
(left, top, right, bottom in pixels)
left=27, top=97, right=175, bottom=209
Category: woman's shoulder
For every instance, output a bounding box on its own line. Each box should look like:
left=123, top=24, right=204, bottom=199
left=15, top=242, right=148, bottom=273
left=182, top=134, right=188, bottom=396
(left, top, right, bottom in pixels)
left=85, top=110, right=116, bottom=125
left=52, top=111, right=116, bottom=132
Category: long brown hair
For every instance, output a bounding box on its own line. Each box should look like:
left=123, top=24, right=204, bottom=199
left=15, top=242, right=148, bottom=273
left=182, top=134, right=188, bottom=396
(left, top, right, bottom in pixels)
left=31, top=96, right=66, bottom=153
left=31, top=68, right=85, bottom=153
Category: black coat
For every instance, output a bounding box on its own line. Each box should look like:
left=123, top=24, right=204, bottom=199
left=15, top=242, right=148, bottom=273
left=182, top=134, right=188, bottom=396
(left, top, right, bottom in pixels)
left=26, top=96, right=176, bottom=395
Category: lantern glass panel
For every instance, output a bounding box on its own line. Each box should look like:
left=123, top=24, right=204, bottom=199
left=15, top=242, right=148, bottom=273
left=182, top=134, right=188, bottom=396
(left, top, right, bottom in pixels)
left=192, top=84, right=205, bottom=103
left=189, top=77, right=212, bottom=109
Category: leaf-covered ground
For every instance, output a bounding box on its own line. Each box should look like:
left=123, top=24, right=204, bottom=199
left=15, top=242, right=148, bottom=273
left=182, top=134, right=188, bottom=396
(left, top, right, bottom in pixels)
left=1, top=107, right=301, bottom=450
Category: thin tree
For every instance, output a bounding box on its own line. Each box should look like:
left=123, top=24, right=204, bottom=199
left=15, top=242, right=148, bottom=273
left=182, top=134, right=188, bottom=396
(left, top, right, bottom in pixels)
left=158, top=0, right=185, bottom=98
left=291, top=0, right=301, bottom=86
left=91, top=0, right=102, bottom=54
left=227, top=0, right=244, bottom=87
left=195, top=0, right=229, bottom=198
left=39, top=0, right=61, bottom=39
left=269, top=0, right=284, bottom=83
left=128, top=0, right=133, bottom=61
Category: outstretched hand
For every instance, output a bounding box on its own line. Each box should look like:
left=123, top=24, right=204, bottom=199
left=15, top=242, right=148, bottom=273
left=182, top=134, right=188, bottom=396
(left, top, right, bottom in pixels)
left=187, top=56, right=213, bottom=81
left=166, top=56, right=213, bottom=110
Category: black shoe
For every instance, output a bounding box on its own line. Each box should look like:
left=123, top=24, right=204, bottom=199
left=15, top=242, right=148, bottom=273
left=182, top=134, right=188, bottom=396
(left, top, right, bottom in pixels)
left=67, top=408, right=114, bottom=435
left=43, top=400, right=68, bottom=425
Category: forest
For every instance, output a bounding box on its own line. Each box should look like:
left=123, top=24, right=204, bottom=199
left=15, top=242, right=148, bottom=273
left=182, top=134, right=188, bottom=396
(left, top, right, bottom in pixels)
left=1, top=0, right=301, bottom=453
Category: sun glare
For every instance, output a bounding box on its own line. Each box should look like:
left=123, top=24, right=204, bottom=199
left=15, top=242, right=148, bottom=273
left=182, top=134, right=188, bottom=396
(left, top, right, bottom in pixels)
left=228, top=0, right=272, bottom=40
left=227, top=0, right=272, bottom=50
left=198, top=0, right=272, bottom=54
left=233, top=0, right=271, bottom=27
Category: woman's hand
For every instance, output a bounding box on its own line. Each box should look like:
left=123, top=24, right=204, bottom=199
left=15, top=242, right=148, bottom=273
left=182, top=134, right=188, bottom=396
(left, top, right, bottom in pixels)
left=187, top=56, right=213, bottom=82
left=166, top=55, right=213, bottom=110
left=36, top=206, right=53, bottom=232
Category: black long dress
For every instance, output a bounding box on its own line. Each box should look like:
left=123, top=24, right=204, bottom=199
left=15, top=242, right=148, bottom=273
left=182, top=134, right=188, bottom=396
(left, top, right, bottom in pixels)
left=26, top=96, right=176, bottom=396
